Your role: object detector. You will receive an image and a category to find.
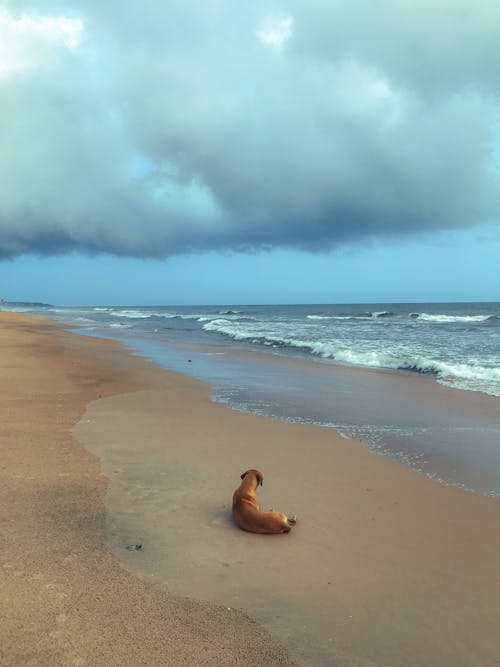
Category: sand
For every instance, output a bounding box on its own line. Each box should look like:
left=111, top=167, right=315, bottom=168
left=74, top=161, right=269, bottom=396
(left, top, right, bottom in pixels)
left=1, top=311, right=500, bottom=666
left=0, top=312, right=295, bottom=667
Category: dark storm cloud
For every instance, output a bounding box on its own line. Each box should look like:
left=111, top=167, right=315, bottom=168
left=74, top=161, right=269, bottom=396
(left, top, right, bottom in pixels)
left=0, top=0, right=499, bottom=258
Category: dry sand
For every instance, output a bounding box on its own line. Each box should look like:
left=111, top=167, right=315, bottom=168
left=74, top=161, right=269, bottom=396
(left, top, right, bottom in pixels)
left=1, top=312, right=499, bottom=666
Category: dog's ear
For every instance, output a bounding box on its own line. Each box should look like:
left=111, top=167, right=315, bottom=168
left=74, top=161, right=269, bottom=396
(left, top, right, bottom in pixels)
left=240, top=471, right=248, bottom=480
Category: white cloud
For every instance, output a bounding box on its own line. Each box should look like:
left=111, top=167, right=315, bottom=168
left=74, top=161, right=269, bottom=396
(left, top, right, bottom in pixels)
left=257, top=16, right=293, bottom=48
left=0, top=9, right=84, bottom=78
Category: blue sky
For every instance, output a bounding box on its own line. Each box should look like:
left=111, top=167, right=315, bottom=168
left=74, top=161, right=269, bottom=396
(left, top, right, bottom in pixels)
left=0, top=2, right=499, bottom=305
left=2, top=224, right=499, bottom=305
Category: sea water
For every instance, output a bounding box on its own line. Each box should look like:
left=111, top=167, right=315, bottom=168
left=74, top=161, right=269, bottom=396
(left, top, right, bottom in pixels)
left=7, top=302, right=500, bottom=494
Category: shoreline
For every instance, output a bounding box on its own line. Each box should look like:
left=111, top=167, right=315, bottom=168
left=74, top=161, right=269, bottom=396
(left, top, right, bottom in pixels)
left=73, top=326, right=500, bottom=496
left=2, top=311, right=500, bottom=666
left=0, top=312, right=296, bottom=666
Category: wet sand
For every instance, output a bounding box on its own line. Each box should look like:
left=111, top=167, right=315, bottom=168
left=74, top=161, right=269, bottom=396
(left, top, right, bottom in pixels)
left=0, top=312, right=295, bottom=666
left=2, top=312, right=500, bottom=666
left=88, top=332, right=500, bottom=495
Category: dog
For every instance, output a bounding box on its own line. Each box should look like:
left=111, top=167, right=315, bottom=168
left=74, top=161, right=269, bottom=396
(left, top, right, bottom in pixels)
left=232, top=469, right=297, bottom=534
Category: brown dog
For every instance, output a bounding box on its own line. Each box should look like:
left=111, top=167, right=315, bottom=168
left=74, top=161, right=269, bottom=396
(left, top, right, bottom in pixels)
left=232, top=469, right=297, bottom=534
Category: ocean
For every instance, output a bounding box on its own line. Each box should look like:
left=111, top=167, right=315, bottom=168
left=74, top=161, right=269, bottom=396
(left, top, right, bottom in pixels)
left=6, top=301, right=500, bottom=495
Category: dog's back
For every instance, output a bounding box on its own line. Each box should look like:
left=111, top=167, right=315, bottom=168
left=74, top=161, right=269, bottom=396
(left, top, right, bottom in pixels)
left=233, top=498, right=292, bottom=533
left=232, top=469, right=296, bottom=534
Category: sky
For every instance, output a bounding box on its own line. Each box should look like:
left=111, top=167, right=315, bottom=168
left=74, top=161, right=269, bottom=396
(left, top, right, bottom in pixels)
left=0, top=0, right=499, bottom=305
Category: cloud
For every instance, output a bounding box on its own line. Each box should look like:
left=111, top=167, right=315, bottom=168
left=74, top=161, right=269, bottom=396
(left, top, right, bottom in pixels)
left=0, top=0, right=499, bottom=259
left=257, top=16, right=293, bottom=48
left=0, top=9, right=83, bottom=77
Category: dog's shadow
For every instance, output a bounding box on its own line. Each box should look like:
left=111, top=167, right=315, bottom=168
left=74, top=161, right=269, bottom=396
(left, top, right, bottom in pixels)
left=206, top=505, right=240, bottom=533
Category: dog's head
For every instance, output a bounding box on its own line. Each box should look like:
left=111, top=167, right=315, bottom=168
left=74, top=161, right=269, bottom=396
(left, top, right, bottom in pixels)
left=240, top=469, right=263, bottom=487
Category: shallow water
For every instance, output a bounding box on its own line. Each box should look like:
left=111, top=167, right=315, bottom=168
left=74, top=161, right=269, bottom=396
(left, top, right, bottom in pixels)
left=80, top=329, right=500, bottom=496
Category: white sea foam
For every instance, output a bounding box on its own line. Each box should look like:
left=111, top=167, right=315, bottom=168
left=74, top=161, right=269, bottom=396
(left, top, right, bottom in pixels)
left=171, top=315, right=198, bottom=322
left=307, top=311, right=393, bottom=320
left=202, top=318, right=500, bottom=396
left=307, top=314, right=352, bottom=320
left=110, top=309, right=155, bottom=319
left=414, top=313, right=495, bottom=323
left=109, top=309, right=178, bottom=319
left=370, top=310, right=393, bottom=318
left=203, top=318, right=257, bottom=340
left=109, top=309, right=240, bottom=323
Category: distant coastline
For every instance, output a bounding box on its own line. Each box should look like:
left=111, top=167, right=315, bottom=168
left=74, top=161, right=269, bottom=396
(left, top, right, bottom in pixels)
left=1, top=300, right=53, bottom=308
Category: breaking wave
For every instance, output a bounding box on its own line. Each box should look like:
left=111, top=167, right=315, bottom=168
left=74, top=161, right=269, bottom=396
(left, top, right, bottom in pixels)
left=411, top=313, right=498, bottom=323
left=203, top=318, right=500, bottom=396
left=109, top=309, right=209, bottom=321
left=109, top=309, right=170, bottom=319
left=218, top=309, right=245, bottom=315
left=307, top=311, right=394, bottom=320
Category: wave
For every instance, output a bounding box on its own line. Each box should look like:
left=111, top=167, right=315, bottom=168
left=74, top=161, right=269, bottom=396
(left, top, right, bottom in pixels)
left=306, top=311, right=394, bottom=321
left=202, top=319, right=500, bottom=396
left=199, top=314, right=257, bottom=324
left=109, top=309, right=202, bottom=321
left=411, top=313, right=498, bottom=323
left=109, top=309, right=165, bottom=319
left=307, top=311, right=498, bottom=324
left=307, top=315, right=353, bottom=321
left=173, top=313, right=212, bottom=321
left=108, top=322, right=133, bottom=329
left=369, top=311, right=394, bottom=318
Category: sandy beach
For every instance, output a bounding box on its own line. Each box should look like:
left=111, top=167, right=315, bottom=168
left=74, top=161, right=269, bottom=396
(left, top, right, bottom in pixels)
left=1, top=311, right=500, bottom=666
left=0, top=312, right=294, bottom=667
